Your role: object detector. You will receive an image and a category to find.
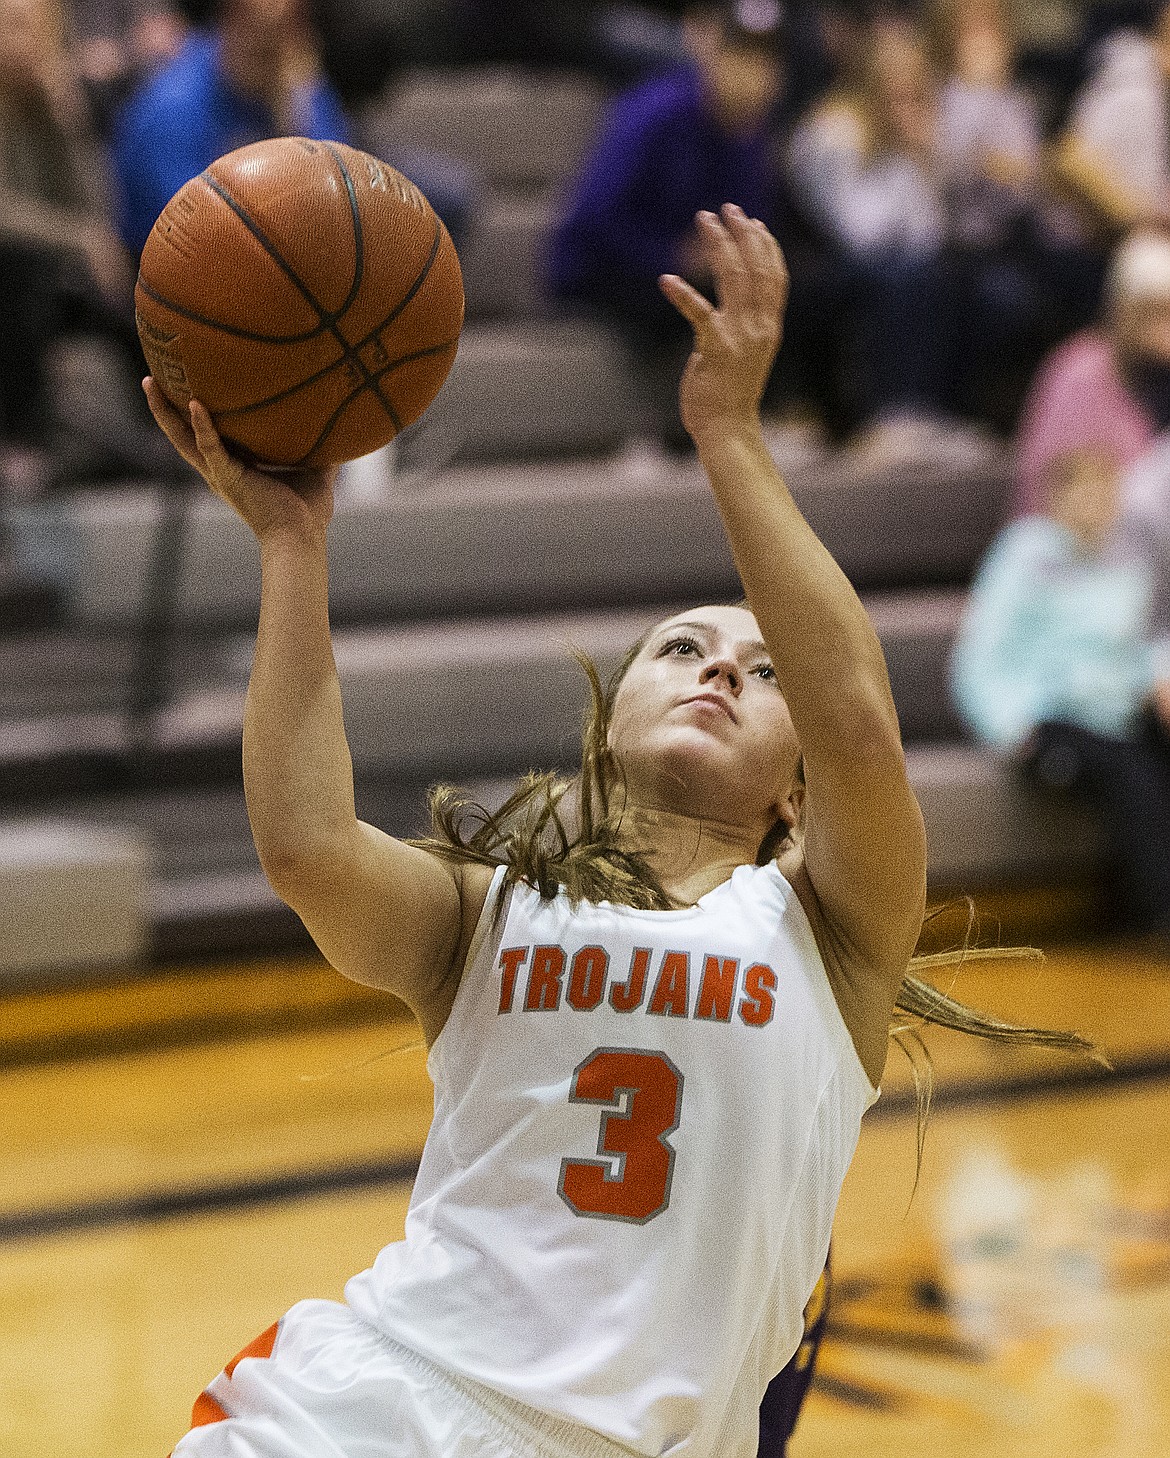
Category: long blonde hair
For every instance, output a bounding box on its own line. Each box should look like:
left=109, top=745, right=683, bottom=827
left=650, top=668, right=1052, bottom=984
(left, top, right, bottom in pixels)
left=411, top=636, right=1101, bottom=1153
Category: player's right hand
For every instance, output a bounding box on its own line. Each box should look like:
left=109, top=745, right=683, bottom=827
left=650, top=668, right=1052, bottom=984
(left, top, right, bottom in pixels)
left=144, top=379, right=337, bottom=541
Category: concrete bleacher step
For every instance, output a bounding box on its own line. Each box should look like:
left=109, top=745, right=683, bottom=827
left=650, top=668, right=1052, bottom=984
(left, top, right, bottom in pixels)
left=430, top=319, right=638, bottom=460
left=8, top=445, right=1010, bottom=636
left=362, top=67, right=606, bottom=189
left=0, top=819, right=149, bottom=979
left=459, top=191, right=557, bottom=319
left=0, top=590, right=1107, bottom=974
left=0, top=591, right=968, bottom=799
left=0, top=562, right=60, bottom=634
left=0, top=629, right=234, bottom=718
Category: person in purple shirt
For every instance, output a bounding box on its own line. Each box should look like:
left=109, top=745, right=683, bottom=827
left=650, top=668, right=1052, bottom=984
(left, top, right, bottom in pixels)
left=549, top=1, right=823, bottom=448
left=110, top=0, right=350, bottom=257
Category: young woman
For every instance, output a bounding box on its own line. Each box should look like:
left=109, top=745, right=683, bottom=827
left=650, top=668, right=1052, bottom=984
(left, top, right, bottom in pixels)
left=148, top=204, right=1088, bottom=1458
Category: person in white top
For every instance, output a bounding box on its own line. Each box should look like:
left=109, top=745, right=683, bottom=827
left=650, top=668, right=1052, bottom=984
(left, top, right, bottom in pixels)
left=146, top=204, right=1091, bottom=1458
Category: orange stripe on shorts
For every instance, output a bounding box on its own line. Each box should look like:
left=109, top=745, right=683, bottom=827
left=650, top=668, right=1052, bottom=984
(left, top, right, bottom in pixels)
left=189, top=1321, right=280, bottom=1428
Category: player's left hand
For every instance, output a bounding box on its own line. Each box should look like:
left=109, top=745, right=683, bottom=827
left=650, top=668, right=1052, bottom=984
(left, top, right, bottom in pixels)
left=658, top=204, right=788, bottom=446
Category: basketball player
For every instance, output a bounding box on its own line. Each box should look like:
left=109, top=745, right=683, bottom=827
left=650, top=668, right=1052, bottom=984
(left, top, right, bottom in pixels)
left=146, top=204, right=1089, bottom=1458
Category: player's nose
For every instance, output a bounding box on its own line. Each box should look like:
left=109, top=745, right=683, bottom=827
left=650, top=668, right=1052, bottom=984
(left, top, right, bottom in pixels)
left=700, top=656, right=741, bottom=694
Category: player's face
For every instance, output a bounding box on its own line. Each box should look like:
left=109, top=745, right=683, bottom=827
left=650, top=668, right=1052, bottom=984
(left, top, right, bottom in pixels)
left=608, top=606, right=800, bottom=831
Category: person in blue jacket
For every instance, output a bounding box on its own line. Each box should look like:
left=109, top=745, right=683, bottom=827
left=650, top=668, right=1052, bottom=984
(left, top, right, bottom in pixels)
left=110, top=0, right=350, bottom=257
left=951, top=446, right=1170, bottom=936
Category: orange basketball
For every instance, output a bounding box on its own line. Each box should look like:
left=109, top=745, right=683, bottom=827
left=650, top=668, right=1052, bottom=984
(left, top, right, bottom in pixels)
left=135, top=137, right=464, bottom=469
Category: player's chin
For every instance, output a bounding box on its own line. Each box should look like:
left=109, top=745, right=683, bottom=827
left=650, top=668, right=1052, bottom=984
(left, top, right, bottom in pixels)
left=650, top=727, right=755, bottom=785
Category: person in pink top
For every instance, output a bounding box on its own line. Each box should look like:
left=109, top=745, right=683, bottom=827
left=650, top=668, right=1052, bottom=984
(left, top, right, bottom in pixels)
left=1013, top=231, right=1170, bottom=517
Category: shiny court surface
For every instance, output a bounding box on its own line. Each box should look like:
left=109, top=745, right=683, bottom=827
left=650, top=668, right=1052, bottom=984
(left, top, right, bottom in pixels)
left=2, top=945, right=1168, bottom=1458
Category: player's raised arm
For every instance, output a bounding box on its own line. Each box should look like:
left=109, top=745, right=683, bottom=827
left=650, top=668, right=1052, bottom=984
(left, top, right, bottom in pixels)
left=144, top=383, right=484, bottom=1042
left=659, top=208, right=926, bottom=1008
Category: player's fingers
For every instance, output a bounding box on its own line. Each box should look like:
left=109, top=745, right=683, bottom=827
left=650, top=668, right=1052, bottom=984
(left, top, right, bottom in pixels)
left=724, top=208, right=786, bottom=321
left=698, top=209, right=751, bottom=314
left=188, top=400, right=244, bottom=489
left=143, top=378, right=203, bottom=472
left=726, top=208, right=778, bottom=305
left=659, top=271, right=716, bottom=330
left=760, top=221, right=791, bottom=316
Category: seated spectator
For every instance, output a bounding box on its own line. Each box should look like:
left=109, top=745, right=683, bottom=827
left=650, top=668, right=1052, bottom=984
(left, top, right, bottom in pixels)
left=548, top=0, right=821, bottom=449
left=1055, top=0, right=1170, bottom=239
left=0, top=0, right=167, bottom=492
left=929, top=0, right=1041, bottom=254
left=788, top=14, right=956, bottom=456
left=951, top=446, right=1170, bottom=938
left=1013, top=230, right=1170, bottom=517
left=926, top=0, right=1099, bottom=427
left=111, top=0, right=350, bottom=257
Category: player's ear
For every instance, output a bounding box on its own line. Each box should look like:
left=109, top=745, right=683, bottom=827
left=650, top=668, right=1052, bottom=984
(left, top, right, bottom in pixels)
left=773, top=759, right=805, bottom=835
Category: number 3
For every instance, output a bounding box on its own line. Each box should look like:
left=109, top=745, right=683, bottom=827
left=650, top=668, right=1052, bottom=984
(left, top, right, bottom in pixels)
left=558, top=1048, right=684, bottom=1224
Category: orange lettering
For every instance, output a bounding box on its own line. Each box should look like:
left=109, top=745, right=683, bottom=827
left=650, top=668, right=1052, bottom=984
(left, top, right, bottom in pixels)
left=610, top=947, right=650, bottom=1013
left=648, top=951, right=690, bottom=1018
left=525, top=945, right=565, bottom=1011
left=568, top=945, right=609, bottom=1011
left=498, top=946, right=529, bottom=1014
left=739, top=963, right=777, bottom=1026
left=695, top=955, right=738, bottom=1022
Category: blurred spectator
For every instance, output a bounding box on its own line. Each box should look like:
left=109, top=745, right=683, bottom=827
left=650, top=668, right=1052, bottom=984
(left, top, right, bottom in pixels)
left=548, top=0, right=820, bottom=448
left=1012, top=230, right=1170, bottom=516
left=927, top=0, right=1045, bottom=426
left=0, top=0, right=164, bottom=492
left=1055, top=0, right=1170, bottom=237
left=110, top=0, right=350, bottom=257
left=929, top=0, right=1041, bottom=253
left=66, top=0, right=187, bottom=135
left=788, top=14, right=956, bottom=455
left=951, top=446, right=1170, bottom=937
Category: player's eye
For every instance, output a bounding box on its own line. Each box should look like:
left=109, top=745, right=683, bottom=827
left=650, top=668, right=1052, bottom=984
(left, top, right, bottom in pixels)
left=659, top=634, right=702, bottom=658
left=751, top=661, right=776, bottom=681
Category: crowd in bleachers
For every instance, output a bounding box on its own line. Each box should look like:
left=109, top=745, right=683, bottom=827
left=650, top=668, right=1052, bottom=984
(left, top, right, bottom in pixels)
left=0, top=0, right=1162, bottom=490
left=8, top=0, right=1170, bottom=938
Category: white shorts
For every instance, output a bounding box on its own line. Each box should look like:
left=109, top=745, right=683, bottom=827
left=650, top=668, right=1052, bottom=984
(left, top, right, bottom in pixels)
left=171, top=1298, right=636, bottom=1458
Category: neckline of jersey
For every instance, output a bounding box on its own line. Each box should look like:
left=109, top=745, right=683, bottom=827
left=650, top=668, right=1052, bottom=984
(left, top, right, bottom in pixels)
left=568, top=860, right=785, bottom=919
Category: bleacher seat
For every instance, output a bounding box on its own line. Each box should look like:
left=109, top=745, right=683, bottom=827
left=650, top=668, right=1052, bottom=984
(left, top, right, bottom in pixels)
left=8, top=449, right=1009, bottom=634
left=362, top=69, right=606, bottom=190
left=459, top=192, right=558, bottom=319
left=0, top=819, right=149, bottom=978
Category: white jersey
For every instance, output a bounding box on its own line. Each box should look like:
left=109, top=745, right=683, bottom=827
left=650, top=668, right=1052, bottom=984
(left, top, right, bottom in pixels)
left=345, top=860, right=879, bottom=1458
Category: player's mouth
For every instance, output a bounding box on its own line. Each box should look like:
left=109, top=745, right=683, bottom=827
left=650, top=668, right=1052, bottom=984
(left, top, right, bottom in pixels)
left=682, top=692, right=738, bottom=723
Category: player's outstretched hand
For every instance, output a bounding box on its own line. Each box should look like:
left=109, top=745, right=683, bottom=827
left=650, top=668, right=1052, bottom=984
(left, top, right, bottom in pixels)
left=658, top=204, right=789, bottom=447
left=143, top=378, right=337, bottom=541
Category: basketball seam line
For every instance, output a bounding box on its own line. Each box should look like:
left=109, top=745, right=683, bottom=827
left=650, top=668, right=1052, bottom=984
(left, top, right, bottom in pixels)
left=136, top=221, right=443, bottom=373
left=198, top=165, right=402, bottom=431
left=283, top=335, right=459, bottom=467
left=217, top=335, right=460, bottom=419
left=135, top=278, right=327, bottom=344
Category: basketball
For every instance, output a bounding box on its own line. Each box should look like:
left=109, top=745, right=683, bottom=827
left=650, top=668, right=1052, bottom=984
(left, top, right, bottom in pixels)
left=135, top=137, right=464, bottom=469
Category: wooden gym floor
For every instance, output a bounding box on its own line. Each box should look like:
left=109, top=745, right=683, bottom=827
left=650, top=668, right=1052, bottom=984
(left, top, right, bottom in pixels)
left=2, top=935, right=1169, bottom=1458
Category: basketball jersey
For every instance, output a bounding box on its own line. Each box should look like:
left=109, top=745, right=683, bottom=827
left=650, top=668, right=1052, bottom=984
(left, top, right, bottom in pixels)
left=345, top=860, right=879, bottom=1458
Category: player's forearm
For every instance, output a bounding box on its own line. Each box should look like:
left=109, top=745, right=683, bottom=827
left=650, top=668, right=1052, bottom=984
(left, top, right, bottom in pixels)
left=243, top=525, right=358, bottom=884
left=697, top=421, right=899, bottom=758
